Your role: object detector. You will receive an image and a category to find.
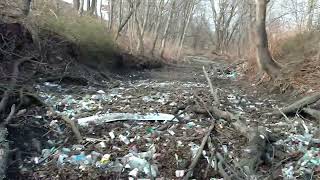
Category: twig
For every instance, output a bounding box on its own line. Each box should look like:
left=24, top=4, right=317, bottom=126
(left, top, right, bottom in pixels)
left=183, top=123, right=216, bottom=180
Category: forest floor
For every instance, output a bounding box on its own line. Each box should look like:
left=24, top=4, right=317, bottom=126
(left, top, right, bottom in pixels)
left=5, top=54, right=320, bottom=180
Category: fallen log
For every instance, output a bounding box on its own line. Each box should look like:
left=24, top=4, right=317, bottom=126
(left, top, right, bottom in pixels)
left=272, top=92, right=320, bottom=115
left=302, top=108, right=320, bottom=121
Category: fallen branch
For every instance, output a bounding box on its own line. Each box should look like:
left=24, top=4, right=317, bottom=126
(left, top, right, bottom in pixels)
left=47, top=107, right=82, bottom=143
left=203, top=66, right=219, bottom=103
left=272, top=92, right=320, bottom=115
left=183, top=123, right=216, bottom=180
left=193, top=105, right=235, bottom=121
left=302, top=108, right=320, bottom=121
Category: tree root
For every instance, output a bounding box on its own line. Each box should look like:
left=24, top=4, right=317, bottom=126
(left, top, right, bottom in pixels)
left=272, top=92, right=320, bottom=115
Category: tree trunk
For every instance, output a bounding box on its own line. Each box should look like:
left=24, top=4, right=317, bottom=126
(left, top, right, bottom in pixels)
left=99, top=0, right=103, bottom=21
left=307, top=0, right=317, bottom=31
left=177, top=1, right=195, bottom=59
left=255, top=0, right=281, bottom=79
left=89, top=0, right=97, bottom=15
left=134, top=1, right=144, bottom=55
left=160, top=0, right=176, bottom=58
left=23, top=0, right=32, bottom=15
left=118, top=0, right=123, bottom=26
left=151, top=0, right=165, bottom=56
left=115, top=0, right=140, bottom=40
left=109, top=0, right=115, bottom=30
left=141, top=0, right=150, bottom=38
left=73, top=0, right=80, bottom=10
left=86, top=0, right=90, bottom=10
left=78, top=0, right=84, bottom=15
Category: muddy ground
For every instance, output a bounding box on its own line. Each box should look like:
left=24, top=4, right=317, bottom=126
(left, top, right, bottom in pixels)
left=3, top=55, right=320, bottom=180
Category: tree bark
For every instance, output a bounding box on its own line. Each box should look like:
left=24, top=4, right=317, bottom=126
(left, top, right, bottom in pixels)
left=307, top=0, right=317, bottom=31
left=160, top=0, right=176, bottom=58
left=78, top=0, right=84, bottom=15
left=89, top=0, right=97, bottom=16
left=255, top=0, right=281, bottom=79
left=134, top=0, right=144, bottom=55
left=73, top=0, right=80, bottom=10
left=151, top=0, right=165, bottom=56
left=115, top=0, right=140, bottom=40
left=109, top=0, right=115, bottom=30
left=177, top=1, right=195, bottom=59
left=22, top=0, right=32, bottom=15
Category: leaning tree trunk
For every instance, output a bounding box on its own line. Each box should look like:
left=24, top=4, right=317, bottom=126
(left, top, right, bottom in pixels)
left=255, top=0, right=281, bottom=79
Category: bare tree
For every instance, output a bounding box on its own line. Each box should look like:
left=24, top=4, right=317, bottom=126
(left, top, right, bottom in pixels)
left=307, top=0, right=318, bottom=30
left=160, top=0, right=176, bottom=58
left=151, top=0, right=165, bottom=56
left=115, top=0, right=141, bottom=40
left=176, top=1, right=197, bottom=59
left=109, top=0, right=115, bottom=30
left=255, top=0, right=281, bottom=79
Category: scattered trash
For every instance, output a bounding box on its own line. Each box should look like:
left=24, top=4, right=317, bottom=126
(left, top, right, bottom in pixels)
left=282, top=164, right=295, bottom=179
left=189, top=143, right=200, bottom=158
left=123, top=154, right=158, bottom=177
left=119, top=134, right=130, bottom=145
left=109, top=131, right=115, bottom=139
left=175, top=170, right=185, bottom=177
